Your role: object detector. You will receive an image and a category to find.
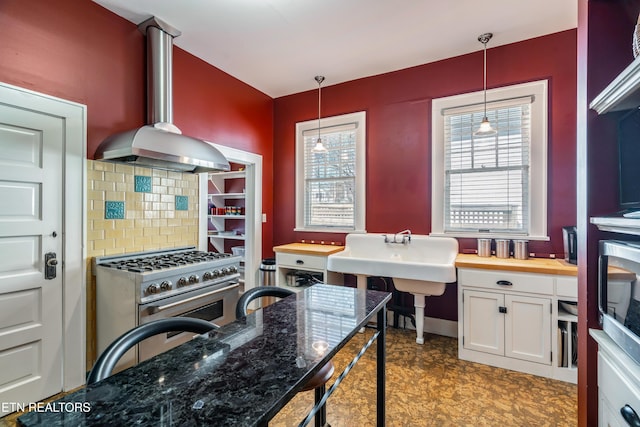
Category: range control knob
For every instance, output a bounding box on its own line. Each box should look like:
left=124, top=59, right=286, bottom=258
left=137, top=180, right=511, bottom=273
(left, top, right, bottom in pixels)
left=146, top=283, right=160, bottom=295
left=212, top=269, right=220, bottom=278
left=221, top=267, right=230, bottom=276
left=177, top=277, right=188, bottom=288
left=160, top=280, right=172, bottom=291
left=202, top=271, right=213, bottom=281
left=189, top=274, right=199, bottom=284
left=229, top=265, right=238, bottom=273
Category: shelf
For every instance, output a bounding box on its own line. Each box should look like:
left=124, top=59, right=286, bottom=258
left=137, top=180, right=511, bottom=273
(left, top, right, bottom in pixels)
left=209, top=170, right=245, bottom=180
left=208, top=234, right=245, bottom=241
left=208, top=193, right=245, bottom=199
left=590, top=55, right=640, bottom=114
left=558, top=309, right=578, bottom=323
left=591, top=216, right=640, bottom=236
left=208, top=215, right=246, bottom=219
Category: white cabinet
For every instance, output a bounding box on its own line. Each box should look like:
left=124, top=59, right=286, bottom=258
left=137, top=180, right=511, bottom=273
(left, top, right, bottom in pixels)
left=273, top=244, right=344, bottom=293
left=458, top=267, right=576, bottom=383
left=591, top=330, right=640, bottom=427
left=463, top=289, right=551, bottom=365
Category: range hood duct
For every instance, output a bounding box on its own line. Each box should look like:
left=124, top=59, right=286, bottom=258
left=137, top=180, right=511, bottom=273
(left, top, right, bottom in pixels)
left=95, top=17, right=230, bottom=173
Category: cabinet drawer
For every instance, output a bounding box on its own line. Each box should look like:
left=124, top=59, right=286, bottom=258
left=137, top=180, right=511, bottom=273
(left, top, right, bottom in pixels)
left=276, top=252, right=326, bottom=270
left=458, top=268, right=554, bottom=295
left=599, top=351, right=640, bottom=426
left=556, top=276, right=577, bottom=299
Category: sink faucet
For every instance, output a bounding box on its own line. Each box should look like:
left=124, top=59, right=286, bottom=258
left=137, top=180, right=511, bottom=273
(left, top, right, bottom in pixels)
left=383, top=229, right=411, bottom=244
left=396, top=229, right=411, bottom=244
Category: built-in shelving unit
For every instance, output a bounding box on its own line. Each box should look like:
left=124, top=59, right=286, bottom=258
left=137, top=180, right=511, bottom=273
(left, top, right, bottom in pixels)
left=208, top=169, right=246, bottom=286
left=588, top=29, right=640, bottom=426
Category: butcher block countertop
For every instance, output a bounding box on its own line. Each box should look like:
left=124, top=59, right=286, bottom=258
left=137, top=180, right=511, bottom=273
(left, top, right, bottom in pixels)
left=273, top=243, right=345, bottom=256
left=455, top=254, right=635, bottom=280
left=455, top=254, right=578, bottom=275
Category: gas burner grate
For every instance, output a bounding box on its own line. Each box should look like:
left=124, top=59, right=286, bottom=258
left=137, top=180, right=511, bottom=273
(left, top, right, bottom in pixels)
left=98, top=250, right=236, bottom=272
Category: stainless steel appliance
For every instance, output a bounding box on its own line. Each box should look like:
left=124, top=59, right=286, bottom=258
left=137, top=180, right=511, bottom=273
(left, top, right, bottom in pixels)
left=95, top=16, right=230, bottom=173
left=94, top=247, right=241, bottom=371
left=599, top=240, right=640, bottom=365
left=563, top=226, right=578, bottom=264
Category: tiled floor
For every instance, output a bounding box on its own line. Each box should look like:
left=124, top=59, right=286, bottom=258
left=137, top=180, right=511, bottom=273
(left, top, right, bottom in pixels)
left=271, top=328, right=577, bottom=427
left=1, top=328, right=577, bottom=427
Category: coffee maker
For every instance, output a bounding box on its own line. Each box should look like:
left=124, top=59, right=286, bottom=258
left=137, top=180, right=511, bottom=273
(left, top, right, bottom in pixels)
left=562, top=226, right=577, bottom=265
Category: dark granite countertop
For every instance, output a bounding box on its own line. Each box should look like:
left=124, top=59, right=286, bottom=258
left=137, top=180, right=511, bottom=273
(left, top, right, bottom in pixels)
left=18, top=284, right=390, bottom=426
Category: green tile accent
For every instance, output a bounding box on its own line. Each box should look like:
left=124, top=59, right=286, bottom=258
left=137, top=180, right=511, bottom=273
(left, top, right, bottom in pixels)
left=175, top=195, right=189, bottom=211
left=105, top=201, right=125, bottom=219
left=134, top=175, right=152, bottom=193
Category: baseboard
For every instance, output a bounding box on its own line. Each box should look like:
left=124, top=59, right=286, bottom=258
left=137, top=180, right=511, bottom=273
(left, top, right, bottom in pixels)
left=388, top=312, right=458, bottom=338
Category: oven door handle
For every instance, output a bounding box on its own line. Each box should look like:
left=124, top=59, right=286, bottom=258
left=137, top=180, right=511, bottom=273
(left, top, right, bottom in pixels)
left=149, top=283, right=239, bottom=314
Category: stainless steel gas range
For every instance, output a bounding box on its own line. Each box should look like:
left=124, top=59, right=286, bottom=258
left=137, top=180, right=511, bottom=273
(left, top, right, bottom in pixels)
left=94, top=247, right=241, bottom=372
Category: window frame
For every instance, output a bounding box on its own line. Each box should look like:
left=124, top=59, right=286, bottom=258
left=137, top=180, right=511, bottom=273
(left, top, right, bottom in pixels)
left=431, top=80, right=549, bottom=240
left=295, top=111, right=367, bottom=233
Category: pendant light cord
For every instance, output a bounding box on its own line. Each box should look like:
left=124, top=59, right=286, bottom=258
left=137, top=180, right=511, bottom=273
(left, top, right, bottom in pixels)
left=483, top=40, right=487, bottom=118
left=315, top=76, right=325, bottom=142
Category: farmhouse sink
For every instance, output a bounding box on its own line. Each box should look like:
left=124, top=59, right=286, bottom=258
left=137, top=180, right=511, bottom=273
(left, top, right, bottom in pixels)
left=327, top=233, right=458, bottom=344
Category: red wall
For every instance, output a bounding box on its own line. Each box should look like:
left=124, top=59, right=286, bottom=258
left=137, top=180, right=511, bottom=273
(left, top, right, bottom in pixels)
left=0, top=0, right=275, bottom=256
left=274, top=30, right=577, bottom=320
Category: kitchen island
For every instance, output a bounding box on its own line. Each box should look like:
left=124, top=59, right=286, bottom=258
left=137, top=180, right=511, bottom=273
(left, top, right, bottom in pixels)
left=18, top=284, right=390, bottom=426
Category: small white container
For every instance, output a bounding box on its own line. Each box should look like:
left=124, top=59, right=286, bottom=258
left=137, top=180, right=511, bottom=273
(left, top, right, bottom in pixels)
left=231, top=246, right=245, bottom=258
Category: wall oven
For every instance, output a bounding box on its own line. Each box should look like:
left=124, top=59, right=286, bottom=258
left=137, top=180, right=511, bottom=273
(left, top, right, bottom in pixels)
left=599, top=240, right=640, bottom=365
left=94, top=247, right=241, bottom=371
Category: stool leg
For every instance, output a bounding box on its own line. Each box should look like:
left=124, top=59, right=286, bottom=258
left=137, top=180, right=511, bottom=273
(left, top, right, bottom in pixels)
left=314, top=384, right=329, bottom=427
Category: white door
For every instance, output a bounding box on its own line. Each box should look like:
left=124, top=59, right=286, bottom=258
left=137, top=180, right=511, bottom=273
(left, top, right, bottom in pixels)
left=0, top=101, right=64, bottom=414
left=463, top=289, right=504, bottom=356
left=505, top=294, right=551, bottom=365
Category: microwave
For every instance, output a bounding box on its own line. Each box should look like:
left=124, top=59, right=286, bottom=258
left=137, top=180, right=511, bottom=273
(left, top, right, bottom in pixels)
left=598, top=240, right=640, bottom=365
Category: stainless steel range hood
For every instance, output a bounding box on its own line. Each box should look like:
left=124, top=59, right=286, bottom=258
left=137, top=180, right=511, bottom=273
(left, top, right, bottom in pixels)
left=95, top=17, right=230, bottom=173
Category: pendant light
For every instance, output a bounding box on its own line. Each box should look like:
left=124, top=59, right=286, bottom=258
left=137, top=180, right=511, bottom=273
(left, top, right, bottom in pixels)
left=312, top=75, right=328, bottom=153
left=474, top=33, right=497, bottom=136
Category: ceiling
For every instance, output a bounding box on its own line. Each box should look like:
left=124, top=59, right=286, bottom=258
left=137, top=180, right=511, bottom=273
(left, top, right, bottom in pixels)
left=93, top=0, right=578, bottom=98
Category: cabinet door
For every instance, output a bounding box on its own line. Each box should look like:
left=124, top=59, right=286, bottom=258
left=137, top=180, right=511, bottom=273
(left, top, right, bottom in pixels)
left=600, top=395, right=625, bottom=427
left=463, top=290, right=504, bottom=356
left=505, top=294, right=551, bottom=365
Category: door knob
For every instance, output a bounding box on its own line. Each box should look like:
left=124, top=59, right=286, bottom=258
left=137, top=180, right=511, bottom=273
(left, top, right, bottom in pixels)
left=45, top=252, right=57, bottom=280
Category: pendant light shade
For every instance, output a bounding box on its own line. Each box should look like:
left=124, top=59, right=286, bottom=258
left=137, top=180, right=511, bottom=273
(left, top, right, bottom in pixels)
left=474, top=33, right=497, bottom=137
left=312, top=75, right=328, bottom=153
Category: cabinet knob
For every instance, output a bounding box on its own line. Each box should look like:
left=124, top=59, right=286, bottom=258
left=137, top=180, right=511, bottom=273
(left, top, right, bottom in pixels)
left=621, top=404, right=640, bottom=427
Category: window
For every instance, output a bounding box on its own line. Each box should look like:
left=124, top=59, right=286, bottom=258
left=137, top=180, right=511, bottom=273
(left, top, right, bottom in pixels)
left=431, top=80, right=548, bottom=240
left=295, top=111, right=366, bottom=232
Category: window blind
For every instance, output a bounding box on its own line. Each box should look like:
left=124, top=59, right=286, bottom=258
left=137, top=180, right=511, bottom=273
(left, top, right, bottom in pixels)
left=443, top=97, right=532, bottom=234
left=302, top=123, right=358, bottom=228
